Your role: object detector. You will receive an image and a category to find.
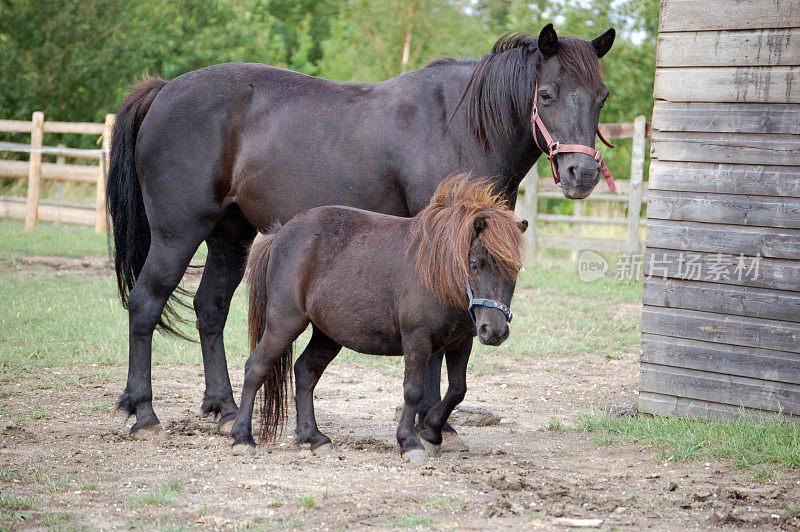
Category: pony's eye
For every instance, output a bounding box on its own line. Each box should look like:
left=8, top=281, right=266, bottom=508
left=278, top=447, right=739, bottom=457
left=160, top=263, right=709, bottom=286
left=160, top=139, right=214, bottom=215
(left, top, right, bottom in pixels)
left=470, top=261, right=479, bottom=271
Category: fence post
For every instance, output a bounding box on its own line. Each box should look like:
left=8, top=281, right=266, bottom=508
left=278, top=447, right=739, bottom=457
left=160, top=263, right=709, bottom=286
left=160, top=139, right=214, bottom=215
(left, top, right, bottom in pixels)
left=95, top=113, right=115, bottom=234
left=523, top=163, right=539, bottom=265
left=55, top=144, right=65, bottom=226
left=24, top=111, right=44, bottom=232
left=626, top=115, right=647, bottom=254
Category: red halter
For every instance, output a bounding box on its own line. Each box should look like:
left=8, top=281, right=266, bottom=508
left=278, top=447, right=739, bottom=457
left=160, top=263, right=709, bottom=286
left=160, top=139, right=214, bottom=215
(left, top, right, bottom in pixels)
left=531, top=82, right=616, bottom=192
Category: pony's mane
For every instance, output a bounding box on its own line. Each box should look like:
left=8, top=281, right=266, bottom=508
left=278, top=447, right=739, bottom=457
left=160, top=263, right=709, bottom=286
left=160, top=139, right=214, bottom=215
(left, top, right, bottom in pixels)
left=457, top=31, right=603, bottom=148
left=407, top=174, right=525, bottom=309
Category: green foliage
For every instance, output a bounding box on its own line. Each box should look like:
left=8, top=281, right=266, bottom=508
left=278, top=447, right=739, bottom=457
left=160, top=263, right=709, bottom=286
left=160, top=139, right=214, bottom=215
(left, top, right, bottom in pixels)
left=1, top=0, right=657, bottom=126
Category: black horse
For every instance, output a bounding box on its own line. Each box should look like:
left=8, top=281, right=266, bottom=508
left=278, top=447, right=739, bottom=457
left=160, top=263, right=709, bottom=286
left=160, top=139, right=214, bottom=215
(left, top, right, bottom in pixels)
left=107, top=23, right=615, bottom=437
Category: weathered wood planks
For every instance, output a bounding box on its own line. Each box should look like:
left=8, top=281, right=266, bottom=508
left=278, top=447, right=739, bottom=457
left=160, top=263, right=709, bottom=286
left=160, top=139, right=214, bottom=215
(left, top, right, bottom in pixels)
left=643, top=306, right=800, bottom=354
left=644, top=248, right=800, bottom=291
left=659, top=0, right=800, bottom=32
left=648, top=161, right=800, bottom=197
left=651, top=131, right=800, bottom=166
left=642, top=335, right=800, bottom=385
left=652, top=102, right=800, bottom=135
left=657, top=29, right=800, bottom=67
left=654, top=67, right=800, bottom=103
left=643, top=278, right=800, bottom=322
left=647, top=190, right=800, bottom=228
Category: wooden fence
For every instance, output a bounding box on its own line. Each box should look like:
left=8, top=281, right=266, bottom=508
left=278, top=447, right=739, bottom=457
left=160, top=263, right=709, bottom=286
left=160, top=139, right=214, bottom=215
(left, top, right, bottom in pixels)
left=0, top=113, right=114, bottom=233
left=517, top=115, right=651, bottom=263
left=1, top=112, right=649, bottom=251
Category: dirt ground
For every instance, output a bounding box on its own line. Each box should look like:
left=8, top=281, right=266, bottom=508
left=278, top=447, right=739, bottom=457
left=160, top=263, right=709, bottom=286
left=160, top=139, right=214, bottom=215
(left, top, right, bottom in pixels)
left=3, top=349, right=800, bottom=531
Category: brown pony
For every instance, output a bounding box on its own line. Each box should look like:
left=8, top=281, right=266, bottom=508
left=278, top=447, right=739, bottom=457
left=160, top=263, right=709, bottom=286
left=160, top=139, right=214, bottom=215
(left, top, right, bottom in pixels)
left=229, top=175, right=527, bottom=461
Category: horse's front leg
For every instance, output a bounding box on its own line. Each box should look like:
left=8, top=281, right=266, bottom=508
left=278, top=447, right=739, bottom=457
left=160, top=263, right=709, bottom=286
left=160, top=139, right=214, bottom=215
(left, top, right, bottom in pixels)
left=417, top=351, right=467, bottom=452
left=397, top=335, right=432, bottom=461
left=419, top=336, right=472, bottom=456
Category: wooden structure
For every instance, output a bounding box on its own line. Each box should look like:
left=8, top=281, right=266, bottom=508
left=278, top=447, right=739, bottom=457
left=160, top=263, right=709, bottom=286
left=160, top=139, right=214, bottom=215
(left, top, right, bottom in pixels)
left=0, top=114, right=114, bottom=233
left=639, top=0, right=800, bottom=418
left=519, top=116, right=651, bottom=263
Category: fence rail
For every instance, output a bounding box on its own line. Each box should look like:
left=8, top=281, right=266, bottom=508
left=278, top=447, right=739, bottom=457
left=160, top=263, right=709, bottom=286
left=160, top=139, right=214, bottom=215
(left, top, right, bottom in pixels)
left=0, top=112, right=114, bottom=233
left=517, top=115, right=650, bottom=263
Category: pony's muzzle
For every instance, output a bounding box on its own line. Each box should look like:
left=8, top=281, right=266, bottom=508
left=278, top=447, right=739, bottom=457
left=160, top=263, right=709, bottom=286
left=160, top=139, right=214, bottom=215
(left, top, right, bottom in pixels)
left=560, top=154, right=601, bottom=199
left=477, top=322, right=510, bottom=346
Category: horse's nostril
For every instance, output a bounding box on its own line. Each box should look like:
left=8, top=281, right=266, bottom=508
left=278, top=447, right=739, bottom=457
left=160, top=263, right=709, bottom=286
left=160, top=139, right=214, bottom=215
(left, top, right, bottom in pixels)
left=478, top=324, right=490, bottom=336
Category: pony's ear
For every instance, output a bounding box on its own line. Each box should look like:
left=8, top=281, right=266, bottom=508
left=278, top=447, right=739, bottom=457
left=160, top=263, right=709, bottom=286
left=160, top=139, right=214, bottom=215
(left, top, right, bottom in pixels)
left=592, top=28, right=615, bottom=58
left=538, top=23, right=559, bottom=57
left=473, top=217, right=487, bottom=234
left=518, top=220, right=529, bottom=233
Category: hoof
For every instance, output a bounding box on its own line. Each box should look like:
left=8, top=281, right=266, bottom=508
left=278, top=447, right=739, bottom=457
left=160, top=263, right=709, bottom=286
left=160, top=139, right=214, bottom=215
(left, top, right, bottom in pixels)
left=218, top=418, right=235, bottom=436
left=130, top=424, right=161, bottom=440
left=441, top=431, right=469, bottom=453
left=311, top=443, right=336, bottom=456
left=402, top=449, right=428, bottom=462
left=231, top=443, right=257, bottom=456
left=420, top=438, right=441, bottom=458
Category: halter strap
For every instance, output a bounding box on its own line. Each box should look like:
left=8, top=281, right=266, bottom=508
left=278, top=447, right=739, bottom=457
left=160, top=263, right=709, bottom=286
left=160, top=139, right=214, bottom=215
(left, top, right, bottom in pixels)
left=531, top=81, right=616, bottom=192
left=466, top=282, right=513, bottom=324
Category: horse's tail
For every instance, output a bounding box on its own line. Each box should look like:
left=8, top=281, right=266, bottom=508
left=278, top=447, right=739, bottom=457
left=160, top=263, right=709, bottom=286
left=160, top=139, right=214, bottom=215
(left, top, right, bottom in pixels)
left=107, top=76, right=189, bottom=338
left=246, top=229, right=292, bottom=442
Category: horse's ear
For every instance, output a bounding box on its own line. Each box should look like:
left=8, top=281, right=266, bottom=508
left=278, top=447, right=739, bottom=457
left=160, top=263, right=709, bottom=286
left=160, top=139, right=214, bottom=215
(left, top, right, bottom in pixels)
left=518, top=220, right=529, bottom=233
left=592, top=28, right=615, bottom=58
left=474, top=217, right=487, bottom=234
left=538, top=23, right=559, bottom=57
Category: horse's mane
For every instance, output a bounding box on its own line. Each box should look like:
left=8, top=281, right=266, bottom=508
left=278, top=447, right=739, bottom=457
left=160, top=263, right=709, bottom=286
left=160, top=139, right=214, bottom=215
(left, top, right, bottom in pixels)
left=456, top=31, right=603, bottom=148
left=407, top=174, right=525, bottom=309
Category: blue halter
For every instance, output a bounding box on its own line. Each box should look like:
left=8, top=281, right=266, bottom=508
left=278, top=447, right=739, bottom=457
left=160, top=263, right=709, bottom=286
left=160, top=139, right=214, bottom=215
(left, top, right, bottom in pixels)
left=466, top=282, right=513, bottom=324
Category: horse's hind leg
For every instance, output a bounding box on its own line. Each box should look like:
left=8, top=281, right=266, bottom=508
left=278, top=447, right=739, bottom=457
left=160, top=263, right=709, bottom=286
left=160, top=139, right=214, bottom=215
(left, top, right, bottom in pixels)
left=120, top=234, right=207, bottom=435
left=293, top=326, right=341, bottom=451
left=418, top=336, right=472, bottom=454
left=193, top=209, right=256, bottom=433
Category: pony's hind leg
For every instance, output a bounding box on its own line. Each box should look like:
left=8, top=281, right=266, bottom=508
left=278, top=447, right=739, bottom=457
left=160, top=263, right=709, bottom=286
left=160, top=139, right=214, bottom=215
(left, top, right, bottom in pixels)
left=120, top=235, right=206, bottom=435
left=193, top=209, right=256, bottom=433
left=293, top=326, right=342, bottom=451
left=418, top=336, right=472, bottom=454
left=229, top=315, right=309, bottom=449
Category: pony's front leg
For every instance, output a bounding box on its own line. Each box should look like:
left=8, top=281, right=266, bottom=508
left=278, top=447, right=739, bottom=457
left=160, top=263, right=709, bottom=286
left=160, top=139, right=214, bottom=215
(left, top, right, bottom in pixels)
left=419, top=336, right=472, bottom=455
left=397, top=335, right=431, bottom=462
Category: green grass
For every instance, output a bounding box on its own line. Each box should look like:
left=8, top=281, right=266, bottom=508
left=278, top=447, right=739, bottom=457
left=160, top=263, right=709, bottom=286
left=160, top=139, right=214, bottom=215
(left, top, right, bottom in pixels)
left=786, top=503, right=800, bottom=517
left=386, top=513, right=434, bottom=529
left=544, top=417, right=564, bottom=431
left=0, top=493, right=34, bottom=510
left=41, top=512, right=72, bottom=526
left=296, top=493, right=316, bottom=509
left=0, top=230, right=642, bottom=378
left=575, top=410, right=800, bottom=475
left=0, top=220, right=107, bottom=259
left=128, top=480, right=183, bottom=508
left=423, top=496, right=460, bottom=509
left=79, top=481, right=99, bottom=491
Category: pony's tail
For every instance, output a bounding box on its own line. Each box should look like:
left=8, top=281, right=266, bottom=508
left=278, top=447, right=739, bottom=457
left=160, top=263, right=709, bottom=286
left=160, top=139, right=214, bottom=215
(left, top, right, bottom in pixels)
left=246, top=230, right=292, bottom=443
left=107, top=76, right=190, bottom=338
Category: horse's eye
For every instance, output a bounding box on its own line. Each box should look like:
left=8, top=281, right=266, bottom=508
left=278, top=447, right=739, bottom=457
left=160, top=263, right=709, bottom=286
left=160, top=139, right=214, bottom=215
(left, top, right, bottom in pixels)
left=470, top=261, right=479, bottom=271
left=539, top=92, right=552, bottom=103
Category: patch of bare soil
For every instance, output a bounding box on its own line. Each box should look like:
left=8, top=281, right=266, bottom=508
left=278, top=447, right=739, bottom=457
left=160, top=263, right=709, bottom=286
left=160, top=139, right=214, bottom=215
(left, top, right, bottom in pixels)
left=0, top=255, right=206, bottom=281
left=2, top=355, right=799, bottom=531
